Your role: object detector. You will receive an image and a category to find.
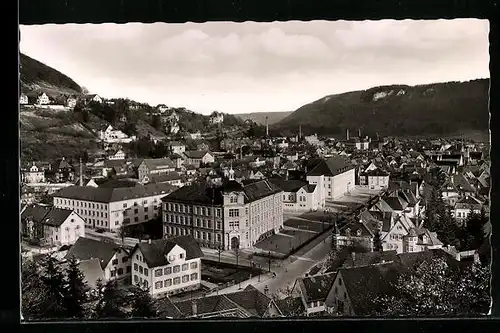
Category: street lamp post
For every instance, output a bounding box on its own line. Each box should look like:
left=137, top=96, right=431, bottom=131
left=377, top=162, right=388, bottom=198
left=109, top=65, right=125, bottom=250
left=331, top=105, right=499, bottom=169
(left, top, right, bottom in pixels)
left=268, top=251, right=271, bottom=272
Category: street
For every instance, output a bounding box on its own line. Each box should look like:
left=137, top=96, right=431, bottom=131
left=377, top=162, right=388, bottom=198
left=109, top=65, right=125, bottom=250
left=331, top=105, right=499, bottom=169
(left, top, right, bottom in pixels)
left=208, top=230, right=333, bottom=296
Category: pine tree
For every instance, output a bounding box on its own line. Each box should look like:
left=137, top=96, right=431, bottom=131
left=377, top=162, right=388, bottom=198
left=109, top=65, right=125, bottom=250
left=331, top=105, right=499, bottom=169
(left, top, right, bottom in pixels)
left=63, top=256, right=89, bottom=318
left=21, top=260, right=50, bottom=319
left=93, top=280, right=128, bottom=319
left=128, top=285, right=158, bottom=318
left=373, top=229, right=383, bottom=252
left=40, top=256, right=67, bottom=318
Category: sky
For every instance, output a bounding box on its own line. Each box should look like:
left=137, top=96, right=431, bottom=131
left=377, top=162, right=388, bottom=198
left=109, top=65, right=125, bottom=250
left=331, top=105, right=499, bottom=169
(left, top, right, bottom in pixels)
left=20, top=19, right=489, bottom=115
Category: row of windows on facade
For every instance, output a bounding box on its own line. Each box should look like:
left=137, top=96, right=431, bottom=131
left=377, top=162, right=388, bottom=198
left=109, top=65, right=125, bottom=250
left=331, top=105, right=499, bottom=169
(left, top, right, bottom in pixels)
left=165, top=224, right=266, bottom=242
left=110, top=266, right=131, bottom=277
left=55, top=198, right=109, bottom=210
left=164, top=214, right=223, bottom=229
left=164, top=203, right=222, bottom=217
left=165, top=226, right=223, bottom=242
left=284, top=194, right=307, bottom=202
left=133, top=273, right=199, bottom=289
left=123, top=205, right=160, bottom=216
left=133, top=261, right=197, bottom=276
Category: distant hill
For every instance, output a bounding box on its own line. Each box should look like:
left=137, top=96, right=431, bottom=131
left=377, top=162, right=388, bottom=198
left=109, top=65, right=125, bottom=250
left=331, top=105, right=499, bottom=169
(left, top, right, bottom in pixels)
left=275, top=79, right=489, bottom=138
left=236, top=111, right=293, bottom=125
left=20, top=53, right=82, bottom=95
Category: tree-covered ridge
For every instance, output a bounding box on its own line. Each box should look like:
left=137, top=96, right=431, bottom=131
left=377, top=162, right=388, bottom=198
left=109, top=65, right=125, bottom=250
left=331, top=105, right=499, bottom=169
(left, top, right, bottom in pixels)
left=20, top=53, right=82, bottom=93
left=276, top=79, right=489, bottom=138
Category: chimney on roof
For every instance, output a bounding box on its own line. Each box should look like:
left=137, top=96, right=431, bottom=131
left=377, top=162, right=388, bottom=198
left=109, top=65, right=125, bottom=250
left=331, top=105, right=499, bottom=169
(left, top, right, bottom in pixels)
left=192, top=301, right=198, bottom=316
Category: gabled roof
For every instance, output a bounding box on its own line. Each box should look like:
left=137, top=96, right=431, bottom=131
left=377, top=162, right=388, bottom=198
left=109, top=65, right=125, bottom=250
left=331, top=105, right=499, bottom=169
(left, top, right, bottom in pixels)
left=156, top=297, right=184, bottom=318
left=383, top=196, right=408, bottom=211
left=141, top=158, right=175, bottom=170
left=54, top=183, right=176, bottom=203
left=297, top=273, right=336, bottom=303
left=77, top=258, right=105, bottom=289
left=337, top=262, right=401, bottom=316
left=306, top=156, right=354, bottom=177
left=225, top=285, right=279, bottom=317
left=21, top=204, right=74, bottom=227
left=364, top=168, right=390, bottom=177
left=65, top=237, right=124, bottom=269
left=268, top=178, right=308, bottom=193
left=133, top=235, right=203, bottom=268
left=396, top=248, right=460, bottom=271
left=342, top=250, right=399, bottom=269
left=184, top=150, right=212, bottom=159
left=173, top=294, right=241, bottom=317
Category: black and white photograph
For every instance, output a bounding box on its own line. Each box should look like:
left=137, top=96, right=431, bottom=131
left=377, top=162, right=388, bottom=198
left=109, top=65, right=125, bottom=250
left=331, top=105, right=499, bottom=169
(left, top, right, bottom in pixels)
left=19, top=18, right=491, bottom=320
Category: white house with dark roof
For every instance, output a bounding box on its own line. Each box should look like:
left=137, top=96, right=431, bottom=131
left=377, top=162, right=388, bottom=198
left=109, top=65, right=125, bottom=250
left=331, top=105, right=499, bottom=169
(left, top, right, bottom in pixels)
left=22, top=162, right=46, bottom=184
left=183, top=150, right=215, bottom=168
left=269, top=178, right=320, bottom=212
left=359, top=168, right=390, bottom=190
left=306, top=156, right=356, bottom=206
left=53, top=182, right=177, bottom=231
left=20, top=93, right=29, bottom=105
left=453, top=196, right=483, bottom=223
left=65, top=237, right=131, bottom=282
left=130, top=235, right=203, bottom=297
left=98, top=125, right=135, bottom=144
left=169, top=141, right=186, bottom=155
left=21, top=204, right=85, bottom=246
left=138, top=158, right=176, bottom=181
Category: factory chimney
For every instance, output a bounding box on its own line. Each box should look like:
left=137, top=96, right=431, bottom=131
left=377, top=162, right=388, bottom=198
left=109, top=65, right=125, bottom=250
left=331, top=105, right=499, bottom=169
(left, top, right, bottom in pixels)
left=79, top=157, right=83, bottom=186
left=346, top=129, right=350, bottom=141
left=299, top=124, right=302, bottom=139
left=265, top=116, right=269, bottom=137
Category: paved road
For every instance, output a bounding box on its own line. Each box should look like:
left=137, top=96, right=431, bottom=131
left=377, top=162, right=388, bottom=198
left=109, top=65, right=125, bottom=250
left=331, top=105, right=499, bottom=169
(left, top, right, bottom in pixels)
left=209, top=230, right=333, bottom=296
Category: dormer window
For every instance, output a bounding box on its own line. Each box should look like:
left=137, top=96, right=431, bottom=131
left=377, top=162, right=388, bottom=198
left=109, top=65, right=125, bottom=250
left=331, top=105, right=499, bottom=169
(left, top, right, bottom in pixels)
left=230, top=196, right=238, bottom=204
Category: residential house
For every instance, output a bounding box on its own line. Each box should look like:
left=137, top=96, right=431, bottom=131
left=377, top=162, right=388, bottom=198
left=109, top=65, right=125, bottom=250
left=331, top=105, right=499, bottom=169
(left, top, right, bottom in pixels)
left=453, top=196, right=483, bottom=223
left=359, top=168, right=390, bottom=190
left=20, top=93, right=29, bottom=105
left=138, top=158, right=176, bottom=181
left=157, top=285, right=283, bottom=318
left=269, top=178, right=320, bottom=212
left=324, top=262, right=400, bottom=316
left=162, top=178, right=283, bottom=250
left=209, top=111, right=224, bottom=125
left=67, top=96, right=78, bottom=109
left=65, top=237, right=131, bottom=282
left=21, top=204, right=85, bottom=246
left=53, top=182, right=177, bottom=231
left=85, top=94, right=103, bottom=104
left=98, top=125, right=135, bottom=144
left=52, top=157, right=74, bottom=182
left=293, top=273, right=336, bottom=316
left=130, top=236, right=203, bottom=297
left=37, top=92, right=50, bottom=105
left=169, top=141, right=186, bottom=155
left=306, top=156, right=356, bottom=206
left=183, top=151, right=215, bottom=168
left=108, top=149, right=126, bottom=160
left=249, top=157, right=266, bottom=169
left=22, top=162, right=46, bottom=184
left=142, top=171, right=184, bottom=187
left=185, top=132, right=203, bottom=140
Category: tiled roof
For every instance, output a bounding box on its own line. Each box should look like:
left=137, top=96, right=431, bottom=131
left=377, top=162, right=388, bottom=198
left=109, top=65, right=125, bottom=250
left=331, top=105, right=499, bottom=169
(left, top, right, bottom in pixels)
left=242, top=179, right=282, bottom=203
left=141, top=158, right=175, bottom=170
left=383, top=196, right=408, bottom=211
left=297, top=272, right=336, bottom=303
left=156, top=297, right=184, bottom=318
left=173, top=294, right=240, bottom=317
left=21, top=204, right=73, bottom=227
left=148, top=171, right=182, bottom=183
left=268, top=178, right=308, bottom=193
left=337, top=262, right=401, bottom=316
left=53, top=183, right=176, bottom=203
left=342, top=250, right=399, bottom=268
left=364, top=168, right=390, bottom=177
left=396, top=249, right=459, bottom=271
left=184, top=150, right=211, bottom=159
left=306, top=156, right=354, bottom=177
left=275, top=297, right=305, bottom=316
left=225, top=285, right=276, bottom=317
left=65, top=237, right=123, bottom=269
left=134, top=235, right=203, bottom=268
left=78, top=258, right=105, bottom=289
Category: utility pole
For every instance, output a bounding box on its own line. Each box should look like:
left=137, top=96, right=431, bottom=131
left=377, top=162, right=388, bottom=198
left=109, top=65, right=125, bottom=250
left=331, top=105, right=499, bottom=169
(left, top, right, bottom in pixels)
left=268, top=251, right=271, bottom=272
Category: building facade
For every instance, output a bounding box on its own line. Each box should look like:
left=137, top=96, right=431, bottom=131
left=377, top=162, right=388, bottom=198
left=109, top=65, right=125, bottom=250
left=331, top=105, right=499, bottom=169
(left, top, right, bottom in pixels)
left=53, top=183, right=176, bottom=231
left=130, top=236, right=203, bottom=297
left=162, top=179, right=284, bottom=250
